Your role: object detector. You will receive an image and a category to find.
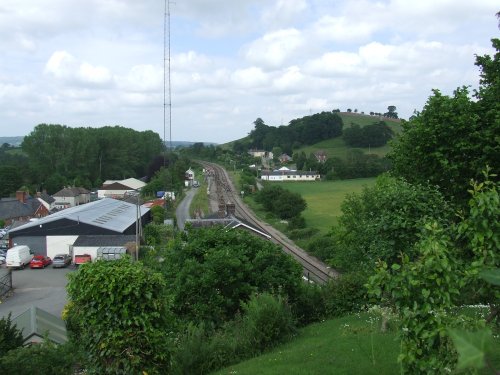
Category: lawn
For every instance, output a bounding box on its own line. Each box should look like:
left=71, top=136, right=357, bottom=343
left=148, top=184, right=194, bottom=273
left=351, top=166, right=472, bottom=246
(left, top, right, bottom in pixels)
left=273, top=178, right=376, bottom=233
left=213, top=312, right=400, bottom=375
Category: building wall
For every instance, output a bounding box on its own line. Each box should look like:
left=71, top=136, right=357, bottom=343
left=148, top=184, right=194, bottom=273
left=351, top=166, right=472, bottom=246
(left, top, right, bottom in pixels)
left=46, top=236, right=79, bottom=259
left=9, top=236, right=47, bottom=255
left=97, top=189, right=132, bottom=199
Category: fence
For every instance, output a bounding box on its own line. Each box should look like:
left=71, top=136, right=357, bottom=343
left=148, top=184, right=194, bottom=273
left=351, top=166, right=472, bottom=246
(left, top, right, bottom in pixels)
left=0, top=268, right=12, bottom=299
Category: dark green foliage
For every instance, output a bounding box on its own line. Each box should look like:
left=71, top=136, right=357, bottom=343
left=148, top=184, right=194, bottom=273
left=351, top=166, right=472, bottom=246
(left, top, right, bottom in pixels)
left=248, top=111, right=343, bottom=152
left=389, top=39, right=500, bottom=207
left=65, top=257, right=172, bottom=374
left=368, top=223, right=463, bottom=374
left=328, top=175, right=452, bottom=272
left=290, top=283, right=327, bottom=327
left=0, top=341, right=81, bottom=375
left=241, top=293, right=296, bottom=351
left=0, top=166, right=23, bottom=197
left=343, top=121, right=393, bottom=147
left=322, top=273, right=368, bottom=318
left=255, top=185, right=307, bottom=220
left=161, top=228, right=302, bottom=327
left=0, top=313, right=23, bottom=356
left=21, top=124, right=164, bottom=193
left=171, top=293, right=296, bottom=375
left=324, top=152, right=391, bottom=180
left=150, top=205, right=166, bottom=224
left=239, top=167, right=258, bottom=194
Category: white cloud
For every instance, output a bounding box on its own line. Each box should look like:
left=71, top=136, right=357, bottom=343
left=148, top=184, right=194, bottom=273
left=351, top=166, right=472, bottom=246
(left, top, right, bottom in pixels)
left=261, top=0, right=309, bottom=28
left=231, top=67, right=269, bottom=88
left=44, top=50, right=113, bottom=87
left=0, top=0, right=497, bottom=142
left=312, top=15, right=377, bottom=43
left=243, top=28, right=305, bottom=69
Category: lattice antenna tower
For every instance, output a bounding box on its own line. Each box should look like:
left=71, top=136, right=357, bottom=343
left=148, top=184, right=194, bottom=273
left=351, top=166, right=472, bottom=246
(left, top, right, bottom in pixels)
left=163, top=0, right=173, bottom=166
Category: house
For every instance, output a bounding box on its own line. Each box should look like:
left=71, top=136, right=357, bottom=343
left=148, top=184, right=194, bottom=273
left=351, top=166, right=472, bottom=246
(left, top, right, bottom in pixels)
left=52, top=187, right=90, bottom=209
left=248, top=149, right=273, bottom=159
left=260, top=167, right=320, bottom=182
left=278, top=153, right=292, bottom=163
left=185, top=168, right=195, bottom=187
left=314, top=150, right=328, bottom=163
left=0, top=191, right=49, bottom=226
left=8, top=197, right=150, bottom=258
left=98, top=178, right=146, bottom=199
left=36, top=191, right=56, bottom=211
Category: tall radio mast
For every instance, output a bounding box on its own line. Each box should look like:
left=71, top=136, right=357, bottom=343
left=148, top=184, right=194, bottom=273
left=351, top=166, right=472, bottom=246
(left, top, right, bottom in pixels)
left=163, top=0, right=172, bottom=164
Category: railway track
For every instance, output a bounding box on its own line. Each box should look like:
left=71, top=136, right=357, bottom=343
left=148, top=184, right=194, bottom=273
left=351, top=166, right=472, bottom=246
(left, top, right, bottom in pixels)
left=198, top=161, right=339, bottom=284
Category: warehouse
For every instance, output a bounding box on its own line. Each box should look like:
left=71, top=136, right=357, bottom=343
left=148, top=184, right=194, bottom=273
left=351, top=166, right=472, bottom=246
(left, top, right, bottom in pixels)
left=8, top=198, right=150, bottom=258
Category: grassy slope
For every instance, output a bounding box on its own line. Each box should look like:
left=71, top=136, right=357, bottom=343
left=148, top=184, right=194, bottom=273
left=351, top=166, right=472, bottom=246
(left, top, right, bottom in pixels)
left=271, top=179, right=376, bottom=233
left=298, top=113, right=402, bottom=159
left=213, top=313, right=400, bottom=375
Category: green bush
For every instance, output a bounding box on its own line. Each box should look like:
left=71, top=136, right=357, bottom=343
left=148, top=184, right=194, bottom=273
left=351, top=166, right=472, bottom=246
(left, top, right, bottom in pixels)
left=0, top=313, right=23, bottom=357
left=241, top=292, right=296, bottom=352
left=0, top=341, right=81, bottom=375
left=323, top=272, right=368, bottom=318
left=290, top=283, right=327, bottom=326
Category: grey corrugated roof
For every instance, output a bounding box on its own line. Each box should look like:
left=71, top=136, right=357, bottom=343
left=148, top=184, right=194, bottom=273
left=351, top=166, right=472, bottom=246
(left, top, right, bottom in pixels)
left=73, top=234, right=136, bottom=247
left=9, top=198, right=149, bottom=234
left=262, top=170, right=319, bottom=176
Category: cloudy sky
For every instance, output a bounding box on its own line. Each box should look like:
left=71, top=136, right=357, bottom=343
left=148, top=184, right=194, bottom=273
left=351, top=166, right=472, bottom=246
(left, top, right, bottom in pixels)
left=0, top=1, right=498, bottom=143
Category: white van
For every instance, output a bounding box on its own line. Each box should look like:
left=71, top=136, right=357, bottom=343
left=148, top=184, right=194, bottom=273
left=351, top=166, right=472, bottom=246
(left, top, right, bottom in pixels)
left=6, top=245, right=33, bottom=269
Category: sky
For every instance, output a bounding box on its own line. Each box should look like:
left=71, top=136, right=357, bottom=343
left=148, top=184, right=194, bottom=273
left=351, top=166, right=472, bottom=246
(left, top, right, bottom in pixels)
left=0, top=1, right=498, bottom=144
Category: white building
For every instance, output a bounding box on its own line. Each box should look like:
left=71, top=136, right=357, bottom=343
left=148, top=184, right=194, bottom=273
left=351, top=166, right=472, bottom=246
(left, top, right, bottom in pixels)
left=260, top=167, right=320, bottom=182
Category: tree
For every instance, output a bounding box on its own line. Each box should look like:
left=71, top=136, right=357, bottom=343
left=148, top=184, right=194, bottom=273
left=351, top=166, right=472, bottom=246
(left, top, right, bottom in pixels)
left=389, top=39, right=500, bottom=207
left=65, top=257, right=172, bottom=374
left=328, top=175, right=452, bottom=272
left=384, top=105, right=398, bottom=119
left=159, top=227, right=302, bottom=327
left=0, top=313, right=23, bottom=357
left=0, top=166, right=23, bottom=197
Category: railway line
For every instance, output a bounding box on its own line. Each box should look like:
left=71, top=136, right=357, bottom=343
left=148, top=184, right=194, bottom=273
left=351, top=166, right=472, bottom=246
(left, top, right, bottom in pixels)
left=198, top=161, right=339, bottom=284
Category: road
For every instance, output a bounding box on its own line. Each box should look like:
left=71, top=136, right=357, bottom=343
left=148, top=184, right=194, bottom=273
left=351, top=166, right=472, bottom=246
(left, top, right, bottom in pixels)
left=0, top=266, right=74, bottom=319
left=175, top=187, right=197, bottom=230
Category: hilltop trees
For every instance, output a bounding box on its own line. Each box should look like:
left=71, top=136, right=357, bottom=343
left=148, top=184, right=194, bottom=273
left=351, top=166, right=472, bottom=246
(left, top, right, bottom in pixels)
left=248, top=111, right=343, bottom=152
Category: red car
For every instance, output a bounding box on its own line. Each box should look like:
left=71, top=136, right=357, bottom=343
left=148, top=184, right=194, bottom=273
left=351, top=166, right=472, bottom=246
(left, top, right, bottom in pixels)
left=30, top=255, right=52, bottom=269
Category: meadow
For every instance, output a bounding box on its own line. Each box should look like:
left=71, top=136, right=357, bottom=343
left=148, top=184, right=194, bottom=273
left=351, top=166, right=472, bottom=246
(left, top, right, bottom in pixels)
left=273, top=178, right=376, bottom=233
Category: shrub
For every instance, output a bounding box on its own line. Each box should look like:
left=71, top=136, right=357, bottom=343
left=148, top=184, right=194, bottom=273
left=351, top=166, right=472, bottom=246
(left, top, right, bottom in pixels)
left=241, top=292, right=296, bottom=352
left=0, top=340, right=81, bottom=375
left=0, top=313, right=23, bottom=357
left=323, top=272, right=368, bottom=318
left=290, top=283, right=327, bottom=326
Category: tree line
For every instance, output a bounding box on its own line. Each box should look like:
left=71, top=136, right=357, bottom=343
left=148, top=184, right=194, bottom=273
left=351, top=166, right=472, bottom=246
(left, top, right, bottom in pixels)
left=0, top=124, right=165, bottom=195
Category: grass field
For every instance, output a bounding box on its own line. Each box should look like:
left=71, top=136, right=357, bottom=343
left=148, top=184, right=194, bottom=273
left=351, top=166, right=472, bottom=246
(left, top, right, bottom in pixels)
left=272, top=178, right=376, bottom=233
left=214, top=312, right=400, bottom=375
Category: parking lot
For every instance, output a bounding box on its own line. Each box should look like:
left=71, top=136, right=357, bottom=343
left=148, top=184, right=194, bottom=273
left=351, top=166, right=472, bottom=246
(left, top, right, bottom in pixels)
left=0, top=265, right=75, bottom=320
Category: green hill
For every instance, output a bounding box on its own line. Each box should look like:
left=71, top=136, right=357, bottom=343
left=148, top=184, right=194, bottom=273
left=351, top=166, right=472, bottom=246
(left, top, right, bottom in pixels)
left=298, top=113, right=402, bottom=159
left=222, top=112, right=402, bottom=158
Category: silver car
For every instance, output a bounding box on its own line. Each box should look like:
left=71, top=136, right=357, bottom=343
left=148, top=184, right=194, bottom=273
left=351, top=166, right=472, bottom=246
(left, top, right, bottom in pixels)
left=52, top=254, right=72, bottom=268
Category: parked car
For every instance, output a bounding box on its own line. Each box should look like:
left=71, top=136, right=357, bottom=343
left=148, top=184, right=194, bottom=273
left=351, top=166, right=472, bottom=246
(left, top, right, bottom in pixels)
left=52, top=254, right=72, bottom=268
left=30, top=255, right=52, bottom=269
left=6, top=245, right=33, bottom=269
left=74, top=254, right=92, bottom=266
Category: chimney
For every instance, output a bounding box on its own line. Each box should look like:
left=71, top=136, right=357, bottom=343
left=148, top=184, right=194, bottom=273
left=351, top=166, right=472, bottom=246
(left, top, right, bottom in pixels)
left=36, top=192, right=42, bottom=198
left=16, top=191, right=27, bottom=203
left=218, top=203, right=226, bottom=218
left=226, top=202, right=236, bottom=217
